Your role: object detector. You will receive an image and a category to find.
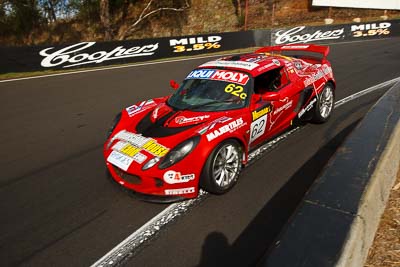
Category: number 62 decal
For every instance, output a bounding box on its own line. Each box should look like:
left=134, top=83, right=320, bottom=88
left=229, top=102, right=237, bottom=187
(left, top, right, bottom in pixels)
left=224, top=84, right=247, bottom=99
left=249, top=114, right=267, bottom=143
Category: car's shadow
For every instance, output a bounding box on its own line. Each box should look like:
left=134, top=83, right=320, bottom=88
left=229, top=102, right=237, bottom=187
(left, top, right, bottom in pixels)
left=195, top=119, right=360, bottom=267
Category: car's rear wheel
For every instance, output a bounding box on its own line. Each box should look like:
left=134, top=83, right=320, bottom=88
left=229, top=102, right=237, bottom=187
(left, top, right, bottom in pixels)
left=200, top=139, right=242, bottom=194
left=312, top=83, right=335, bottom=123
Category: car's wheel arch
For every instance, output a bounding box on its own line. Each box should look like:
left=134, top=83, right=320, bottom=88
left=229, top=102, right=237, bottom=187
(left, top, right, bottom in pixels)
left=326, top=79, right=336, bottom=91
left=198, top=136, right=246, bottom=177
left=199, top=137, right=244, bottom=194
left=222, top=137, right=246, bottom=163
left=311, top=82, right=335, bottom=123
left=200, top=136, right=247, bottom=171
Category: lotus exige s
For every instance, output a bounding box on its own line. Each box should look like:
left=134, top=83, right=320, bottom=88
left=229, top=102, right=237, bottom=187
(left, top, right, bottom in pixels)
left=104, top=44, right=335, bottom=202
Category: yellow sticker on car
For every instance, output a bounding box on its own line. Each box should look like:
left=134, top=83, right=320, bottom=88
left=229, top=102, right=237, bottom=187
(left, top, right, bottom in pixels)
left=120, top=144, right=141, bottom=157
left=142, top=139, right=169, bottom=157
left=252, top=106, right=272, bottom=121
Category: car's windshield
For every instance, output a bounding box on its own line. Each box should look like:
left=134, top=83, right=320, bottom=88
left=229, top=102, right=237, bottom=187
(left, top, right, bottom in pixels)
left=168, top=69, right=252, bottom=111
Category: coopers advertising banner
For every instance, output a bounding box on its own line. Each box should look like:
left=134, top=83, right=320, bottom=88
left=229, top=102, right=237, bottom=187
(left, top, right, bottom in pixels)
left=0, top=31, right=255, bottom=74
left=348, top=20, right=400, bottom=40
left=312, top=0, right=400, bottom=10
left=271, top=19, right=400, bottom=46
left=1, top=19, right=399, bottom=74
left=271, top=24, right=346, bottom=45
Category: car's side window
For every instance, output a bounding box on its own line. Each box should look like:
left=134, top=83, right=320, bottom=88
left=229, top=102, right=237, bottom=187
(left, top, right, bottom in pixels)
left=254, top=67, right=290, bottom=94
left=278, top=67, right=290, bottom=89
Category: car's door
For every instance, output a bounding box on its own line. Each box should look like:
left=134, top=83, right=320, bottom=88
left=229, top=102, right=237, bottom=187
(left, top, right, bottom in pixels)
left=249, top=66, right=298, bottom=148
left=266, top=67, right=299, bottom=137
left=248, top=97, right=272, bottom=147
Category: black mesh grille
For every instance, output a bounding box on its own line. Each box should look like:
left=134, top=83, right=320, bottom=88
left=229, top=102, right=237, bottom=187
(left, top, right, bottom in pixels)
left=154, top=178, right=164, bottom=187
left=114, top=167, right=142, bottom=185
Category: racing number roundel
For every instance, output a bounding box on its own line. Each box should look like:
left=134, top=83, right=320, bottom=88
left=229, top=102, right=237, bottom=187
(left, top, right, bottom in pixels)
left=250, top=105, right=270, bottom=143
left=250, top=115, right=267, bottom=143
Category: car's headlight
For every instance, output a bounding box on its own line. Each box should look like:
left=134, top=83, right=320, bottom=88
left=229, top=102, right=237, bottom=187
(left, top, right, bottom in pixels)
left=142, top=157, right=160, bottom=171
left=107, top=112, right=122, bottom=139
left=158, top=135, right=200, bottom=169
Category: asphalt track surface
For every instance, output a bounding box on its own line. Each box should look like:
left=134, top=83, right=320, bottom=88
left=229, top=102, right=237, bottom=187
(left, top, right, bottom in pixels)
left=0, top=38, right=399, bottom=267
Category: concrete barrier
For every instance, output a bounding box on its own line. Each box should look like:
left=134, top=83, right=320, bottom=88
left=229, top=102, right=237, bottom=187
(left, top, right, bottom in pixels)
left=261, top=81, right=400, bottom=267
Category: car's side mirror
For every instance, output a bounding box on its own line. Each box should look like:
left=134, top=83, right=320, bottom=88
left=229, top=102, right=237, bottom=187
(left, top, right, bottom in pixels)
left=261, top=92, right=281, bottom=101
left=170, top=80, right=179, bottom=90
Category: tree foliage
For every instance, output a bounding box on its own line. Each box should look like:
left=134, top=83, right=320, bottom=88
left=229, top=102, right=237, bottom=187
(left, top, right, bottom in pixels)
left=1, top=0, right=42, bottom=36
left=0, top=0, right=191, bottom=43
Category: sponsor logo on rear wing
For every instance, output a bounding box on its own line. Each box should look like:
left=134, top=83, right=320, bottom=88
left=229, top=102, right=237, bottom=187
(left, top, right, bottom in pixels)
left=256, top=44, right=330, bottom=61
left=199, top=60, right=259, bottom=70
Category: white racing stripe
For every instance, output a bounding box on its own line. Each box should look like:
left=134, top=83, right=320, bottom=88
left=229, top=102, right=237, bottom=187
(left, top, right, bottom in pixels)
left=0, top=37, right=394, bottom=84
left=335, top=76, right=400, bottom=108
left=91, top=76, right=400, bottom=267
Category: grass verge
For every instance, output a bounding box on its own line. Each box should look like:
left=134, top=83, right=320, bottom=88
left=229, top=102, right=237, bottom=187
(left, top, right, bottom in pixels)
left=364, top=166, right=400, bottom=267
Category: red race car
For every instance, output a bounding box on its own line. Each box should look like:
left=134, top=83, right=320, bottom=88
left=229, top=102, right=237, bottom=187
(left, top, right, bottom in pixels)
left=104, top=44, right=335, bottom=202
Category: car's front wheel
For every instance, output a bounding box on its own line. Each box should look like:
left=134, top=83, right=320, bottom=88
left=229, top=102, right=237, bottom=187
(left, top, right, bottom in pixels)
left=200, top=139, right=242, bottom=194
left=312, top=83, right=335, bottom=123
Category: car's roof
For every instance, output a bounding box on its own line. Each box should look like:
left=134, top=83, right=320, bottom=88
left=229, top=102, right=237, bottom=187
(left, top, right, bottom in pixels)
left=198, top=53, right=292, bottom=76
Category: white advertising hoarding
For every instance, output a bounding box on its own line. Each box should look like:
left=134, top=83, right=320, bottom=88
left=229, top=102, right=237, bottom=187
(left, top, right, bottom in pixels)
left=312, top=0, right=400, bottom=10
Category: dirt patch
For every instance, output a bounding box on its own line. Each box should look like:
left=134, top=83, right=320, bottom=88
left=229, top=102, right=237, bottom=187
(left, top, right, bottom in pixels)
left=364, top=166, right=400, bottom=267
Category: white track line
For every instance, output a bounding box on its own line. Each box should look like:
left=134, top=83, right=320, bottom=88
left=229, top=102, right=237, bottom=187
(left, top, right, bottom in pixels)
left=0, top=53, right=243, bottom=83
left=335, top=76, right=400, bottom=107
left=91, top=76, right=400, bottom=267
left=0, top=37, right=395, bottom=83
left=91, top=191, right=208, bottom=267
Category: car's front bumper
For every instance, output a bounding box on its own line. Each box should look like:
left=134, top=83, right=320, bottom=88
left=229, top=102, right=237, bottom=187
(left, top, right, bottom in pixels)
left=106, top=162, right=199, bottom=202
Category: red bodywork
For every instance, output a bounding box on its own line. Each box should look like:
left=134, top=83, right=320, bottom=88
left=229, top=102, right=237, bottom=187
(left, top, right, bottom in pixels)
left=103, top=44, right=335, bottom=201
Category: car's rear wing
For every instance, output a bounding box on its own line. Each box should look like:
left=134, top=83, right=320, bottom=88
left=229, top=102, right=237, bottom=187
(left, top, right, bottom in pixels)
left=255, top=44, right=330, bottom=62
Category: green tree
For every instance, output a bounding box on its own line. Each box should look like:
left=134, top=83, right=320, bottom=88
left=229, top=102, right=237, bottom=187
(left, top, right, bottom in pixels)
left=69, top=0, right=99, bottom=22
left=4, top=0, right=43, bottom=35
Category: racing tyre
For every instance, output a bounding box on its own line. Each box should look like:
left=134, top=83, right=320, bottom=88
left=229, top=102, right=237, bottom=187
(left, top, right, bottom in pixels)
left=200, top=139, right=242, bottom=194
left=312, top=83, right=335, bottom=123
